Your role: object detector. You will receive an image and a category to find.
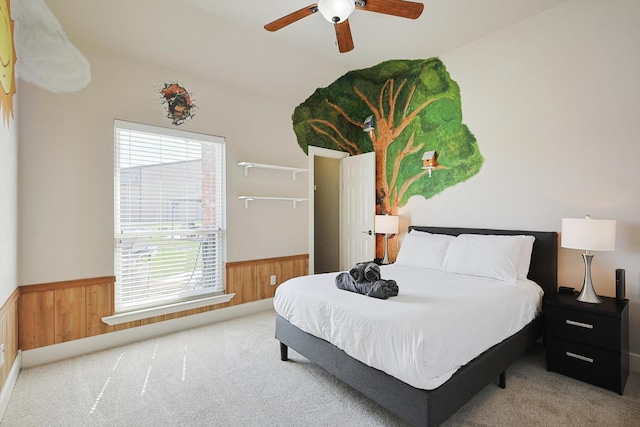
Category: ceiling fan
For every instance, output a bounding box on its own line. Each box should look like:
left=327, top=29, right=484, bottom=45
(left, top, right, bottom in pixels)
left=264, top=0, right=424, bottom=53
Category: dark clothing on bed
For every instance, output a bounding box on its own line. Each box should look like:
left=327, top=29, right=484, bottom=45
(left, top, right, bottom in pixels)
left=337, top=263, right=398, bottom=299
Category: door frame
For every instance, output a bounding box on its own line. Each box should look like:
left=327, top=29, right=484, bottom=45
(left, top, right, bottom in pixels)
left=308, top=146, right=349, bottom=275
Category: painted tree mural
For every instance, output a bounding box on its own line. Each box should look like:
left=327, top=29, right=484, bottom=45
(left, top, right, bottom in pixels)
left=292, top=58, right=483, bottom=257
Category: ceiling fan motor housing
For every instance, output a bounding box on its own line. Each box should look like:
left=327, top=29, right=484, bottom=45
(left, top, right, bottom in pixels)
left=318, top=0, right=356, bottom=24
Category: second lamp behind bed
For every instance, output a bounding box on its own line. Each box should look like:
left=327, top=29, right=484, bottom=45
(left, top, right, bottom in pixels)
left=374, top=215, right=399, bottom=265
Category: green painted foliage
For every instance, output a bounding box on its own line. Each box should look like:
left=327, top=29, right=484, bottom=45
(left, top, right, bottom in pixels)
left=292, top=58, right=483, bottom=206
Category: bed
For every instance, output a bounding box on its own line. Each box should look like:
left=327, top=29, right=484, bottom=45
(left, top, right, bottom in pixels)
left=274, top=226, right=557, bottom=426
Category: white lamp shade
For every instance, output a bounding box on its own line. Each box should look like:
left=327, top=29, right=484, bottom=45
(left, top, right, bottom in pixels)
left=374, top=215, right=399, bottom=234
left=561, top=217, right=616, bottom=251
left=318, top=0, right=355, bottom=23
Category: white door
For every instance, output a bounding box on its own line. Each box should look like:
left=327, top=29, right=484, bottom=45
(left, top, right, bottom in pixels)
left=340, top=152, right=376, bottom=270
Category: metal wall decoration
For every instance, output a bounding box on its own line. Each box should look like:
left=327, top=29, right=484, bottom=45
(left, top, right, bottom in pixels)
left=160, top=82, right=196, bottom=126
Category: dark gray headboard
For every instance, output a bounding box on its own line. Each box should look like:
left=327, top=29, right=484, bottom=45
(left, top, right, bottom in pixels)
left=408, top=226, right=558, bottom=296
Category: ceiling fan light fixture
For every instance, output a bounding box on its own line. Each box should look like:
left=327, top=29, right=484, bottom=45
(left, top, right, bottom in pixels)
left=318, top=0, right=355, bottom=24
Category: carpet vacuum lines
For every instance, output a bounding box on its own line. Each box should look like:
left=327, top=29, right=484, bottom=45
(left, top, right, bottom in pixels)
left=89, top=376, right=111, bottom=415
left=141, top=343, right=159, bottom=396
left=89, top=351, right=125, bottom=415
left=182, top=345, right=188, bottom=382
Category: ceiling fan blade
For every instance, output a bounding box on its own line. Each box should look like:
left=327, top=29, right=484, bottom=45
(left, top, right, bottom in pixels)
left=357, top=0, right=424, bottom=19
left=335, top=20, right=354, bottom=53
left=264, top=4, right=319, bottom=32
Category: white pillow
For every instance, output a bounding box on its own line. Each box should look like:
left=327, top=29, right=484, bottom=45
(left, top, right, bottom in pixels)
left=443, top=234, right=523, bottom=282
left=395, top=231, right=455, bottom=271
left=516, top=235, right=535, bottom=279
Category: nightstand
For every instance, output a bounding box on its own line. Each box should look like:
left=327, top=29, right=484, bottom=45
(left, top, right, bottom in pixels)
left=545, top=293, right=629, bottom=394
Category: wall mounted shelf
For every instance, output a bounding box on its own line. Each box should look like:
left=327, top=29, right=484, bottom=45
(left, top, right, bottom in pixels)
left=238, top=196, right=308, bottom=209
left=237, top=162, right=308, bottom=180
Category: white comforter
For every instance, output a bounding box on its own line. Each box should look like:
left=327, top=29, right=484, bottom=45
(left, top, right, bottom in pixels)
left=273, top=264, right=543, bottom=390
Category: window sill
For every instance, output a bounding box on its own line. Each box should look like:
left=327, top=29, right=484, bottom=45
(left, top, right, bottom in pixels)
left=101, top=293, right=236, bottom=326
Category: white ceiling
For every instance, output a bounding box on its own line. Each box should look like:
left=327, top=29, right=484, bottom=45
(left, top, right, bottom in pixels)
left=43, top=0, right=566, bottom=102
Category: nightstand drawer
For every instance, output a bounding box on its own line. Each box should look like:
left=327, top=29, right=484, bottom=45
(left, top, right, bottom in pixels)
left=546, top=307, right=619, bottom=351
left=546, top=336, right=625, bottom=394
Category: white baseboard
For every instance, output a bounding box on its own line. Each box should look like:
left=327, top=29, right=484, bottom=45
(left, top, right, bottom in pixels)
left=0, top=351, right=21, bottom=421
left=21, top=298, right=275, bottom=368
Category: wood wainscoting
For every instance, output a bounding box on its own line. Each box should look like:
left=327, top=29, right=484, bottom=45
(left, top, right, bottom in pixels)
left=18, top=254, right=308, bottom=351
left=19, top=276, right=116, bottom=351
left=225, top=254, right=308, bottom=304
left=0, top=289, right=19, bottom=393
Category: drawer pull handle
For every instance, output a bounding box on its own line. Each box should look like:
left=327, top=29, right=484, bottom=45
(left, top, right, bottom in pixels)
left=566, top=319, right=593, bottom=329
left=566, top=351, right=594, bottom=363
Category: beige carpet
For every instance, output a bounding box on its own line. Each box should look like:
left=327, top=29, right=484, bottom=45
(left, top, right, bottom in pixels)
left=2, top=310, right=638, bottom=426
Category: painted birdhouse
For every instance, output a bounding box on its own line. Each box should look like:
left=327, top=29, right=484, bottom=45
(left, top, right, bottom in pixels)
left=422, top=151, right=438, bottom=168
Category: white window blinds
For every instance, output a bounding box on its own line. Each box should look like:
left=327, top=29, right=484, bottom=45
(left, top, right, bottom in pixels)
left=114, top=120, right=226, bottom=313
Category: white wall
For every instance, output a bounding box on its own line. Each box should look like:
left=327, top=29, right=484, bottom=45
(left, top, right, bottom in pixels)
left=0, top=0, right=18, bottom=304
left=17, top=42, right=312, bottom=286
left=0, top=96, right=18, bottom=304
left=405, top=1, right=640, bottom=357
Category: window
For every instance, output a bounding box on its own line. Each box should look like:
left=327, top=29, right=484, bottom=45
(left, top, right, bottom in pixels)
left=114, top=120, right=225, bottom=313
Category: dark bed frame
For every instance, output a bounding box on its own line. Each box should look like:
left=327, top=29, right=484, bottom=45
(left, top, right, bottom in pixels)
left=276, top=226, right=558, bottom=426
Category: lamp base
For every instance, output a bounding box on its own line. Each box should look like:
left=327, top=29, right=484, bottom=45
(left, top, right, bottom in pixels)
left=576, top=253, right=602, bottom=304
left=381, top=234, right=390, bottom=265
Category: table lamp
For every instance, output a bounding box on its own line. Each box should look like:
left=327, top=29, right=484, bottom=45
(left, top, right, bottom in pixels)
left=561, top=215, right=616, bottom=304
left=375, top=215, right=399, bottom=265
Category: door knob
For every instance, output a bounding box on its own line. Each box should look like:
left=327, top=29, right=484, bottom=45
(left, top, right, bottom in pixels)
left=362, top=230, right=373, bottom=235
